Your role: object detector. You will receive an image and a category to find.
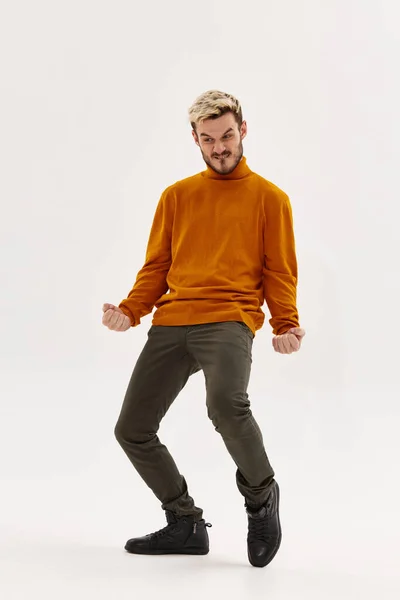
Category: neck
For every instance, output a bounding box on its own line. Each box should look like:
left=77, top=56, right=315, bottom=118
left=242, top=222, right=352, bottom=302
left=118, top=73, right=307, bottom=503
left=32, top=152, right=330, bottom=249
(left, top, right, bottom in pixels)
left=202, top=156, right=252, bottom=180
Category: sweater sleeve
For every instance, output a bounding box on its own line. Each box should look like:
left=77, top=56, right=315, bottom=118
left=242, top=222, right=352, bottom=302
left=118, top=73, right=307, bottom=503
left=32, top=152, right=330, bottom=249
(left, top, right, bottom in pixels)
left=118, top=187, right=174, bottom=327
left=263, top=190, right=300, bottom=335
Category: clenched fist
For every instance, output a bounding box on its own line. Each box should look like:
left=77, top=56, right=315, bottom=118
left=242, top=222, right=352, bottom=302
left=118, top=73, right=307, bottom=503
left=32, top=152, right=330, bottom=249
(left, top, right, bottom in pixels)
left=272, top=327, right=305, bottom=354
left=102, top=303, right=132, bottom=332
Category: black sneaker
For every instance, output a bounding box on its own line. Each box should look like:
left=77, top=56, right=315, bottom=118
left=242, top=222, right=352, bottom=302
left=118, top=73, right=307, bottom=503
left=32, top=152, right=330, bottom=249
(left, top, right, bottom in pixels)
left=124, top=510, right=212, bottom=555
left=246, top=480, right=282, bottom=567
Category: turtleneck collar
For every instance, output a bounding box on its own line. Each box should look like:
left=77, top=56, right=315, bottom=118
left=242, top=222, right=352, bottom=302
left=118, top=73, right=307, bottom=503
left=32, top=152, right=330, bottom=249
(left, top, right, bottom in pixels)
left=202, top=156, right=252, bottom=180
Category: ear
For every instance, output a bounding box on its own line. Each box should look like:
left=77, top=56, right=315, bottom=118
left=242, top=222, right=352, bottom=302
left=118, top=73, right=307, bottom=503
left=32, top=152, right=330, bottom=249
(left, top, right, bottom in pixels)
left=240, top=120, right=248, bottom=140
left=192, top=129, right=200, bottom=146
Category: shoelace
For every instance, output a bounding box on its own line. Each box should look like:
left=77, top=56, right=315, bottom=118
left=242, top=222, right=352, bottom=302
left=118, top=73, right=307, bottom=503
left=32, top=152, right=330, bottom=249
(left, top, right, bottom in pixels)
left=150, top=523, right=177, bottom=539
left=248, top=516, right=273, bottom=542
left=248, top=502, right=275, bottom=543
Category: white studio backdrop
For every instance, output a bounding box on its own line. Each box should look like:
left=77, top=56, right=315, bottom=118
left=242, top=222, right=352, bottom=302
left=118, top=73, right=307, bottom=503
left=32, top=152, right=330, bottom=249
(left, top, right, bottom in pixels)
left=1, top=1, right=399, bottom=598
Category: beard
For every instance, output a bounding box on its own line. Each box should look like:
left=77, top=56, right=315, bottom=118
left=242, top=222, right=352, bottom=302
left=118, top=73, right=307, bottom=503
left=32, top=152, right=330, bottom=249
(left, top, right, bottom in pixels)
left=201, top=140, right=244, bottom=175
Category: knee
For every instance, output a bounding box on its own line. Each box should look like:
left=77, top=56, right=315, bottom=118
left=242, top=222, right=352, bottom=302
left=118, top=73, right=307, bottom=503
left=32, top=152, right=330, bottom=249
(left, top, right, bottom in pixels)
left=114, top=419, right=143, bottom=445
left=114, top=420, right=126, bottom=443
left=207, top=391, right=251, bottom=431
left=114, top=417, right=156, bottom=445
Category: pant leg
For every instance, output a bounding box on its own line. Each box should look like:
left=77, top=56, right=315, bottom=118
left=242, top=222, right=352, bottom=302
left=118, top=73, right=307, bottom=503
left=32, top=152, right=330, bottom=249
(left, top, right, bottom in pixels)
left=114, top=325, right=203, bottom=519
left=186, top=321, right=275, bottom=508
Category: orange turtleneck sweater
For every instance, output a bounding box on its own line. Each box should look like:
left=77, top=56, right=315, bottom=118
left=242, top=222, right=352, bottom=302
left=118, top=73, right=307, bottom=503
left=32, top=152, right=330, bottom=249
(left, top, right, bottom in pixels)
left=118, top=156, right=300, bottom=337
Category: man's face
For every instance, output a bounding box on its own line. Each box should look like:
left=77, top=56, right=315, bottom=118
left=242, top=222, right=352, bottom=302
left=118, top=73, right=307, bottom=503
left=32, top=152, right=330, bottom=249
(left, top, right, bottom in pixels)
left=192, top=112, right=247, bottom=175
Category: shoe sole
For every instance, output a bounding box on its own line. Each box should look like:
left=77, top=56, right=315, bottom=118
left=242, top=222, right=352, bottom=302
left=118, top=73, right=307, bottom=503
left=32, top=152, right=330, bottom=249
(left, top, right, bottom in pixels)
left=248, top=481, right=282, bottom=568
left=124, top=545, right=209, bottom=556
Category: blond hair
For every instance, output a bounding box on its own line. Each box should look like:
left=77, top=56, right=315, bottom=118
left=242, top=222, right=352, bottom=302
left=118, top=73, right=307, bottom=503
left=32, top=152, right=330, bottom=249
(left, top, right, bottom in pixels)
left=188, top=90, right=243, bottom=132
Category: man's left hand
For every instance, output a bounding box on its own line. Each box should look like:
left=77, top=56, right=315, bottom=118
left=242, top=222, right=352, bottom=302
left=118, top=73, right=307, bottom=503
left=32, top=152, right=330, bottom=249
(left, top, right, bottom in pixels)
left=272, top=327, right=306, bottom=354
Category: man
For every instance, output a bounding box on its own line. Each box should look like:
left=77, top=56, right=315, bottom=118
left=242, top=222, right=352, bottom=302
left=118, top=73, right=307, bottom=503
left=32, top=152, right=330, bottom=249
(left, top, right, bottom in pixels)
left=102, top=90, right=305, bottom=568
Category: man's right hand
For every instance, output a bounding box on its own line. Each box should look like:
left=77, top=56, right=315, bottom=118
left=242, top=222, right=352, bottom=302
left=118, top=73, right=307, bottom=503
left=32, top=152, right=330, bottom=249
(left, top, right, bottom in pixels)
left=102, top=303, right=132, bottom=332
left=272, top=327, right=305, bottom=354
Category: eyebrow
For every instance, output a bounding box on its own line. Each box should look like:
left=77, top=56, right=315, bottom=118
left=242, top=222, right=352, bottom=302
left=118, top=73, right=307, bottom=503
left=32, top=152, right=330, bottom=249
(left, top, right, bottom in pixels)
left=199, top=127, right=234, bottom=138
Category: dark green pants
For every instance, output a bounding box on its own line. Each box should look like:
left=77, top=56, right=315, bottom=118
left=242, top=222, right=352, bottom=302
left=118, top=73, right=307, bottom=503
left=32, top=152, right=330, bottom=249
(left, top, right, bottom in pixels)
left=114, top=321, right=275, bottom=520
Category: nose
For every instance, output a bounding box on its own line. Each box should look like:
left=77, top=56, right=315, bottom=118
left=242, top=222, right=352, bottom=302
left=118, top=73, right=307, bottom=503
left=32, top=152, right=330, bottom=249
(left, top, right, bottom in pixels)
left=213, top=142, right=227, bottom=155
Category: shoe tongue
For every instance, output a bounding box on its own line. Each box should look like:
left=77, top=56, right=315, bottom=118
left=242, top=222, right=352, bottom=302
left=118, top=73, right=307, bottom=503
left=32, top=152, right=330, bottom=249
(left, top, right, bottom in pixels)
left=165, top=510, right=179, bottom=525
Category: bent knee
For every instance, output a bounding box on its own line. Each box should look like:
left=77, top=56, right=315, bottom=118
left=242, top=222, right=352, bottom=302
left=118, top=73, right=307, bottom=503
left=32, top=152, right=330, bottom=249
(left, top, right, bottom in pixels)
left=114, top=419, right=156, bottom=444
left=207, top=396, right=251, bottom=429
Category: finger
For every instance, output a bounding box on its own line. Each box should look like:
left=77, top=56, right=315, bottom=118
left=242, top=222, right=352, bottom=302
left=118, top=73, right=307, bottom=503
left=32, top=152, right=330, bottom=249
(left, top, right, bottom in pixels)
left=113, top=313, right=122, bottom=330
left=113, top=311, right=123, bottom=328
left=118, top=313, right=128, bottom=330
left=279, top=335, right=287, bottom=354
left=106, top=310, right=118, bottom=328
left=288, top=334, right=300, bottom=351
left=103, top=309, right=114, bottom=325
left=108, top=309, right=118, bottom=326
left=103, top=303, right=115, bottom=313
left=282, top=335, right=292, bottom=353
